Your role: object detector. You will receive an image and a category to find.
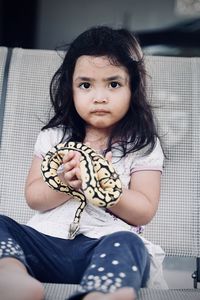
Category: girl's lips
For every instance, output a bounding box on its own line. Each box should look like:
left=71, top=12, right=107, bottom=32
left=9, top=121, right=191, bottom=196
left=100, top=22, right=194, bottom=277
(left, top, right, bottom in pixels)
left=91, top=109, right=110, bottom=114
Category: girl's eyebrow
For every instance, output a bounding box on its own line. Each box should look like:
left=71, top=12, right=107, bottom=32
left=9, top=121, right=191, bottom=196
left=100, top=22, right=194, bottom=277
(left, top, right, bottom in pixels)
left=105, top=75, right=126, bottom=82
left=74, top=76, right=93, bottom=82
left=74, top=75, right=127, bottom=82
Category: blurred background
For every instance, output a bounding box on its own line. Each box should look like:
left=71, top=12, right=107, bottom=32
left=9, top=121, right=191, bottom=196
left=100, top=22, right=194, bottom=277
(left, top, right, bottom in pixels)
left=0, top=0, right=200, bottom=56
left=0, top=0, right=199, bottom=289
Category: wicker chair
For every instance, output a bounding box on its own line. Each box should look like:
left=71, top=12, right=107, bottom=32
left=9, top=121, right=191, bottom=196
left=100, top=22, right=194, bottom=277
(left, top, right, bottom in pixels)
left=0, top=47, right=199, bottom=299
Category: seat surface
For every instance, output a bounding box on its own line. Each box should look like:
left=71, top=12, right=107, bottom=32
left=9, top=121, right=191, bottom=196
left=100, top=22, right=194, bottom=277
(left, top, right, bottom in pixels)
left=44, top=284, right=200, bottom=300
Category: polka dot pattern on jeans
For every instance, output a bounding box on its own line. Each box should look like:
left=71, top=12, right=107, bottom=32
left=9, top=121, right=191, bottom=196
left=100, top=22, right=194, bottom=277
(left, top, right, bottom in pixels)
left=78, top=240, right=139, bottom=294
left=0, top=238, right=25, bottom=261
left=79, top=272, right=126, bottom=293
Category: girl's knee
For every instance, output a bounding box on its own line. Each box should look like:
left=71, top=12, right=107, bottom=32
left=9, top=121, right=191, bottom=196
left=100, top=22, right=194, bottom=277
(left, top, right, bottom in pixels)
left=0, top=257, right=26, bottom=270
left=102, top=231, right=145, bottom=248
left=27, top=280, right=44, bottom=300
left=100, top=231, right=149, bottom=260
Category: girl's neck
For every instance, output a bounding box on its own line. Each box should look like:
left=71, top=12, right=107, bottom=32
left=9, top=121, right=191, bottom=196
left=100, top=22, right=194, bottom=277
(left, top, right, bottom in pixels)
left=84, top=128, right=109, bottom=152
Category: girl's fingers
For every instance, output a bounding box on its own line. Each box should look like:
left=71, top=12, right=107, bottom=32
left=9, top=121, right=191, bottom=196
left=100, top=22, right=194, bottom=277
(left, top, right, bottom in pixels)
left=63, top=150, right=74, bottom=163
left=68, top=179, right=82, bottom=189
left=64, top=168, right=77, bottom=181
left=75, top=167, right=81, bottom=180
left=61, top=150, right=82, bottom=190
left=64, top=158, right=78, bottom=172
left=63, top=151, right=80, bottom=171
left=64, top=167, right=82, bottom=188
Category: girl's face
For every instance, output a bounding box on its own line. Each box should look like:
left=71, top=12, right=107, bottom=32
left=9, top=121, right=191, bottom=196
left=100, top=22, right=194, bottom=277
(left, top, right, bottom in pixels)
left=72, top=55, right=131, bottom=133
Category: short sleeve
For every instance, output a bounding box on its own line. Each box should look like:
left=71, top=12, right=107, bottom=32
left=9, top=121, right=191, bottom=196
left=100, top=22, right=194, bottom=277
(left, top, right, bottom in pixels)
left=130, top=138, right=164, bottom=174
left=34, top=127, right=65, bottom=158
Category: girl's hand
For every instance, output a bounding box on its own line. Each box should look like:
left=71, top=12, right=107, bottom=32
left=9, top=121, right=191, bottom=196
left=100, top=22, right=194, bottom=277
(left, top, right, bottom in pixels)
left=62, top=150, right=82, bottom=190
left=60, top=149, right=112, bottom=191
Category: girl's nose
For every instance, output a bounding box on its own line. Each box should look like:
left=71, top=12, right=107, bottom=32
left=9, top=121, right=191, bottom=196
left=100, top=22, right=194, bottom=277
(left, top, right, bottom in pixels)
left=93, top=90, right=108, bottom=103
left=93, top=97, right=108, bottom=103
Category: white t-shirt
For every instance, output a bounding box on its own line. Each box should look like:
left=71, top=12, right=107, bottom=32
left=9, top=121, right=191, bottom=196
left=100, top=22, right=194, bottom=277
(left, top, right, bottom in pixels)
left=27, top=127, right=168, bottom=289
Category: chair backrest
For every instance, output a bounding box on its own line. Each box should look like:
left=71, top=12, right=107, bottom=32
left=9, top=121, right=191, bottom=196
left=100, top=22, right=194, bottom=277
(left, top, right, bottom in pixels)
left=0, top=47, right=7, bottom=95
left=0, top=47, right=199, bottom=258
left=0, top=47, right=8, bottom=136
left=143, top=56, right=200, bottom=258
left=0, top=48, right=61, bottom=221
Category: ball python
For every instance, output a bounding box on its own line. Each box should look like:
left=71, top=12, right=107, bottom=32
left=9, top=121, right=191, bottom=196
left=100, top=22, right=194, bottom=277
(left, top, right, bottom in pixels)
left=41, top=141, right=122, bottom=239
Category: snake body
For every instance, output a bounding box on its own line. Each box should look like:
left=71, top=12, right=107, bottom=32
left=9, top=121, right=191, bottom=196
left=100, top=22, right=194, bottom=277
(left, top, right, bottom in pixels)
left=41, top=141, right=122, bottom=239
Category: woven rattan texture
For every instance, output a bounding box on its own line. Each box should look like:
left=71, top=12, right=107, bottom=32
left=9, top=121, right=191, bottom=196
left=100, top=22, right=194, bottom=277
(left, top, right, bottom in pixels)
left=0, top=48, right=62, bottom=222
left=0, top=47, right=7, bottom=105
left=143, top=56, right=200, bottom=257
left=0, top=49, right=199, bottom=258
left=44, top=283, right=200, bottom=300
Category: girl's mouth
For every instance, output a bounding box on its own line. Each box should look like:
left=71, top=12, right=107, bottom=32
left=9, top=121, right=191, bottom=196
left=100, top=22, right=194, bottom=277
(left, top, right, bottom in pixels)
left=91, top=109, right=110, bottom=115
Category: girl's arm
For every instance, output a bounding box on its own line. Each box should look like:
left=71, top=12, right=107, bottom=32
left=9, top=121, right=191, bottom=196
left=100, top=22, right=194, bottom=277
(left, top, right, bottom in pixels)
left=25, top=151, right=81, bottom=212
left=108, top=170, right=161, bottom=226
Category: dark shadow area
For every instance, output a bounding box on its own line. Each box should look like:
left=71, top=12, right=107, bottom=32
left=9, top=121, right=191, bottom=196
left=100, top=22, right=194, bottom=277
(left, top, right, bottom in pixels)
left=0, top=0, right=38, bottom=48
left=0, top=0, right=199, bottom=56
left=137, top=18, right=200, bottom=56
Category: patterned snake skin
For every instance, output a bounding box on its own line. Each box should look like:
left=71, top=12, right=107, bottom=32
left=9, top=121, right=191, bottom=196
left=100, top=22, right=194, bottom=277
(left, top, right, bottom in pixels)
left=41, top=142, right=122, bottom=239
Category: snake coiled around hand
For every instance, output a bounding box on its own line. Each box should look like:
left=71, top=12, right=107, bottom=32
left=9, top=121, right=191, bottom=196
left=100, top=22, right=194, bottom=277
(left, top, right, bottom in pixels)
left=41, top=141, right=122, bottom=239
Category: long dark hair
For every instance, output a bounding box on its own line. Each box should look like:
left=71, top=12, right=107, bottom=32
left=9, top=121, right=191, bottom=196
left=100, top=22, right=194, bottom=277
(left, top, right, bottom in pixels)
left=43, top=26, right=158, bottom=157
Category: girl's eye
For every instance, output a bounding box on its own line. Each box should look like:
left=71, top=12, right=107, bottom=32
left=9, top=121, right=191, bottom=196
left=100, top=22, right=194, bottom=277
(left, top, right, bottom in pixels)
left=79, top=82, right=90, bottom=89
left=109, top=81, right=120, bottom=88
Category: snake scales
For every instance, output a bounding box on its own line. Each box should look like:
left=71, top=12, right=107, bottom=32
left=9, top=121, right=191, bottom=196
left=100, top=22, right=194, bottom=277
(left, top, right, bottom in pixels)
left=41, top=141, right=122, bottom=239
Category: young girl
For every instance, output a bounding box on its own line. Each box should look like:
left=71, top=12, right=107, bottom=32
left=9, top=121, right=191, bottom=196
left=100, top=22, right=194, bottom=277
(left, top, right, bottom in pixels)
left=0, top=26, right=167, bottom=300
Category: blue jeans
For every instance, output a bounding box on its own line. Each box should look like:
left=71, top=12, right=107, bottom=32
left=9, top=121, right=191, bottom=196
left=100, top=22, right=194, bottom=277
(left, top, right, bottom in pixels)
left=0, top=215, right=150, bottom=299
